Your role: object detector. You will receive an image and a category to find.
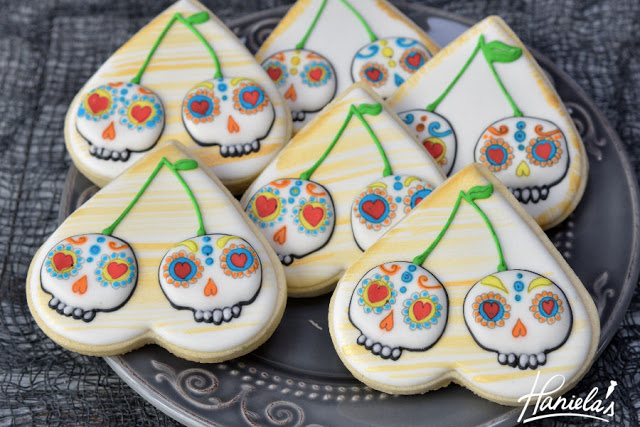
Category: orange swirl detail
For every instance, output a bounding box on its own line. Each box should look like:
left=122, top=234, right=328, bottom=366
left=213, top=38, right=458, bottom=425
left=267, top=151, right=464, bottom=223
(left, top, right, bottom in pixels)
left=271, top=179, right=291, bottom=188
left=379, top=264, right=400, bottom=275
left=108, top=241, right=128, bottom=250
left=306, top=182, right=326, bottom=196
left=534, top=124, right=562, bottom=137
left=487, top=125, right=509, bottom=136
left=66, top=236, right=87, bottom=244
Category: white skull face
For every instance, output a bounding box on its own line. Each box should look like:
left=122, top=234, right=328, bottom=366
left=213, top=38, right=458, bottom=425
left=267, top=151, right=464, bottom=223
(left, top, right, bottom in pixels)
left=351, top=175, right=435, bottom=251
left=474, top=117, right=569, bottom=203
left=40, top=234, right=138, bottom=322
left=262, top=49, right=336, bottom=122
left=348, top=261, right=448, bottom=360
left=158, top=234, right=262, bottom=324
left=463, top=269, right=572, bottom=370
left=351, top=37, right=431, bottom=99
left=76, top=83, right=164, bottom=161
left=397, top=110, right=457, bottom=175
left=245, top=178, right=335, bottom=265
left=182, top=77, right=275, bottom=158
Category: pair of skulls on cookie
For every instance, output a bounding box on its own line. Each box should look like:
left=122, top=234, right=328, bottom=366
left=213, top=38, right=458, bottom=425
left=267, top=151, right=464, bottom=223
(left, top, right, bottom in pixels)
left=262, top=37, right=432, bottom=122
left=40, top=233, right=262, bottom=324
left=76, top=77, right=275, bottom=161
left=348, top=261, right=572, bottom=370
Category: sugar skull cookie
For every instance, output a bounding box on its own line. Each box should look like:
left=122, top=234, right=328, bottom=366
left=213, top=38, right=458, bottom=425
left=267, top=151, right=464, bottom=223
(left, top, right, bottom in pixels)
left=242, top=84, right=444, bottom=296
left=27, top=142, right=286, bottom=363
left=330, top=164, right=599, bottom=404
left=257, top=0, right=439, bottom=131
left=66, top=0, right=290, bottom=193
left=389, top=16, right=587, bottom=229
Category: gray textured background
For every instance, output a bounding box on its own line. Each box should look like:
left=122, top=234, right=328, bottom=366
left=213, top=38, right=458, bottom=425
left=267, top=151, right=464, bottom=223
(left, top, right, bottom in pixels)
left=0, top=0, right=638, bottom=425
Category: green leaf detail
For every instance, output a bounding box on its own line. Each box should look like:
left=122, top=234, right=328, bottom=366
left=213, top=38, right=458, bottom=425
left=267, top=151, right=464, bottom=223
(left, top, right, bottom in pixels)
left=186, top=12, right=210, bottom=25
left=467, top=184, right=494, bottom=200
left=356, top=103, right=383, bottom=116
left=174, top=159, right=199, bottom=171
left=482, top=41, right=522, bottom=63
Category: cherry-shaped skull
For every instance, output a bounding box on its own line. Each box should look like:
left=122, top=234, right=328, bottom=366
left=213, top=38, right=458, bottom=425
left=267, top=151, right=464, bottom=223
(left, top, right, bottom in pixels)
left=182, top=77, right=275, bottom=157
left=351, top=175, right=435, bottom=250
left=463, top=269, right=572, bottom=369
left=158, top=234, right=262, bottom=324
left=351, top=37, right=431, bottom=99
left=245, top=178, right=335, bottom=265
left=397, top=110, right=457, bottom=175
left=474, top=117, right=569, bottom=204
left=76, top=82, right=164, bottom=161
left=40, top=234, right=138, bottom=322
left=262, top=49, right=337, bottom=123
left=348, top=261, right=448, bottom=360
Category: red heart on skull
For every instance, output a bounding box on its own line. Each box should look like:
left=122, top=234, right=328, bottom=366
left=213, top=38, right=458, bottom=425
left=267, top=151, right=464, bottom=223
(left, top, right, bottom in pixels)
left=535, top=141, right=553, bottom=160
left=302, top=205, right=324, bottom=227
left=412, top=301, right=432, bottom=321
left=407, top=52, right=423, bottom=68
left=53, top=252, right=74, bottom=271
left=367, top=282, right=389, bottom=303
left=482, top=301, right=500, bottom=319
left=542, top=299, right=556, bottom=315
left=366, top=68, right=381, bottom=82
left=107, top=261, right=128, bottom=280
left=362, top=199, right=386, bottom=220
left=242, top=89, right=261, bottom=107
left=255, top=195, right=277, bottom=218
left=267, top=67, right=282, bottom=81
left=423, top=140, right=444, bottom=160
left=230, top=253, right=248, bottom=268
left=88, top=93, right=109, bottom=114
left=190, top=100, right=210, bottom=115
left=487, top=147, right=505, bottom=165
left=173, top=262, right=192, bottom=280
left=308, top=68, right=323, bottom=81
left=131, top=105, right=151, bottom=123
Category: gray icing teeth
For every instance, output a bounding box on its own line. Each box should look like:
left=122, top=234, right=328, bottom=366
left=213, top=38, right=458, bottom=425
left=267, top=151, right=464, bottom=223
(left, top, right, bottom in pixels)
left=509, top=186, right=551, bottom=204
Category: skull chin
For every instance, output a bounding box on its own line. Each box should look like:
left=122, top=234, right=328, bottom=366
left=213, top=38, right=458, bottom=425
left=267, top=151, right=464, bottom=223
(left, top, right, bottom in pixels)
left=509, top=185, right=550, bottom=204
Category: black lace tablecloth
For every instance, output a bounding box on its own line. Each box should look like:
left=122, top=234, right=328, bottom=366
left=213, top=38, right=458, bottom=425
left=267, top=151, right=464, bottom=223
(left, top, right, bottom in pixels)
left=1, top=0, right=638, bottom=425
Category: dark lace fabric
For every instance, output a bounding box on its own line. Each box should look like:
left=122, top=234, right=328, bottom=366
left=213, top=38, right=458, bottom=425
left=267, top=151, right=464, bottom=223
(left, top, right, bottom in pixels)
left=0, top=0, right=638, bottom=425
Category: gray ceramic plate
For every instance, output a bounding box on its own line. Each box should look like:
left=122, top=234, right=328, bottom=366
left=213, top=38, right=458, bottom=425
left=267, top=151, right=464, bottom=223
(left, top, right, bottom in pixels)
left=59, top=4, right=640, bottom=426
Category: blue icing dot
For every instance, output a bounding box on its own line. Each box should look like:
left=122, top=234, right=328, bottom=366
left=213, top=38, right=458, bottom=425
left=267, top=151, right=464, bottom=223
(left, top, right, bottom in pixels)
left=514, top=280, right=524, bottom=292
left=394, top=182, right=403, bottom=190
left=515, top=295, right=522, bottom=302
left=516, top=273, right=523, bottom=279
left=206, top=258, right=214, bottom=266
left=97, top=236, right=105, bottom=243
left=400, top=286, right=406, bottom=293
left=202, top=245, right=213, bottom=256
left=408, top=265, right=417, bottom=272
left=218, top=84, right=227, bottom=92
left=394, top=176, right=401, bottom=181
left=396, top=197, right=402, bottom=203
left=517, top=121, right=526, bottom=129
left=87, top=257, right=93, bottom=263
left=519, top=145, right=525, bottom=151
left=203, top=236, right=211, bottom=242
left=222, top=95, right=228, bottom=101
left=401, top=272, right=413, bottom=283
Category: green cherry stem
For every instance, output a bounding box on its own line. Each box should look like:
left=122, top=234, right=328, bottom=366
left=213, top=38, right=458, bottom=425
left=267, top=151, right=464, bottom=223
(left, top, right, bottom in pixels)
left=339, top=0, right=378, bottom=42
left=299, top=103, right=392, bottom=180
left=295, top=0, right=328, bottom=50
left=426, top=35, right=523, bottom=117
left=131, top=12, right=222, bottom=85
left=412, top=183, right=508, bottom=272
left=102, top=157, right=205, bottom=237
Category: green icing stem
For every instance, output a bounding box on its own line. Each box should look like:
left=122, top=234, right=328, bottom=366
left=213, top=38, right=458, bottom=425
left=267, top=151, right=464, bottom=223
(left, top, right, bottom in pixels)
left=412, top=183, right=507, bottom=272
left=299, top=103, right=392, bottom=180
left=131, top=12, right=222, bottom=84
left=426, top=35, right=523, bottom=117
left=102, top=157, right=206, bottom=237
left=339, top=0, right=378, bottom=42
left=295, top=0, right=328, bottom=50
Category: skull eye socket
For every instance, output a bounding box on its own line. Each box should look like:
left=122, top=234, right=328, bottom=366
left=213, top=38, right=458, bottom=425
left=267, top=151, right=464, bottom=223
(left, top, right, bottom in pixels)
left=79, top=87, right=117, bottom=120
left=296, top=200, right=331, bottom=233
left=46, top=246, right=84, bottom=279
left=301, top=62, right=332, bottom=87
left=403, top=291, right=442, bottom=329
left=400, top=47, right=426, bottom=73
left=357, top=275, right=396, bottom=313
left=354, top=190, right=397, bottom=230
left=220, top=244, right=259, bottom=278
left=404, top=185, right=433, bottom=212
left=531, top=291, right=564, bottom=324
left=264, top=61, right=288, bottom=86
left=96, top=252, right=137, bottom=288
left=183, top=88, right=220, bottom=124
left=123, top=97, right=162, bottom=130
left=359, top=63, right=388, bottom=88
left=472, top=292, right=511, bottom=328
left=161, top=251, right=203, bottom=287
left=233, top=82, right=269, bottom=115
left=479, top=139, right=514, bottom=171
left=527, top=138, right=562, bottom=166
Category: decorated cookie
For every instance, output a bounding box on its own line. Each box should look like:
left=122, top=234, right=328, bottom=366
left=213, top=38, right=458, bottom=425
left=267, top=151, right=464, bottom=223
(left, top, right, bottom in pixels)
left=329, top=163, right=599, bottom=404
left=257, top=0, right=439, bottom=131
left=241, top=83, right=444, bottom=296
left=66, top=0, right=291, bottom=193
left=27, top=142, right=286, bottom=362
left=389, top=16, right=587, bottom=229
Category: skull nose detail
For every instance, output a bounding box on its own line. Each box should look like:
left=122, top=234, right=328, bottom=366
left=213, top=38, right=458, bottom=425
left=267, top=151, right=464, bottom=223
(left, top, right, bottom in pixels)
left=227, top=115, right=240, bottom=134
left=512, top=318, right=527, bottom=337
left=203, top=278, right=217, bottom=297
left=285, top=84, right=297, bottom=101
left=273, top=225, right=287, bottom=245
left=516, top=160, right=530, bottom=177
left=102, top=121, right=116, bottom=140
